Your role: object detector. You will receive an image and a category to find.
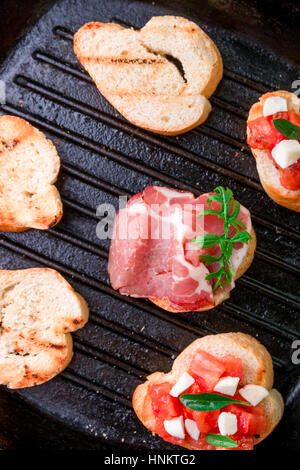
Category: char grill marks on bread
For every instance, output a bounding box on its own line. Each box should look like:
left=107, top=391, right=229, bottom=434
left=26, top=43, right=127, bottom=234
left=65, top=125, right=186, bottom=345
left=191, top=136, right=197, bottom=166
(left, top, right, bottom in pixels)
left=74, top=16, right=223, bottom=135
left=0, top=115, right=63, bottom=231
left=0, top=268, right=89, bottom=388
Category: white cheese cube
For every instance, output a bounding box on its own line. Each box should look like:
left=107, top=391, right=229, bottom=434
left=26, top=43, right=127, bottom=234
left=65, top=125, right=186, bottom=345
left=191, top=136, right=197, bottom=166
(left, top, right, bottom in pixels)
left=218, top=412, right=238, bottom=436
left=163, top=416, right=185, bottom=439
left=185, top=419, right=200, bottom=441
left=214, top=376, right=240, bottom=397
left=239, top=384, right=269, bottom=406
left=170, top=372, right=195, bottom=397
left=263, top=96, right=288, bottom=117
left=272, top=139, right=300, bottom=169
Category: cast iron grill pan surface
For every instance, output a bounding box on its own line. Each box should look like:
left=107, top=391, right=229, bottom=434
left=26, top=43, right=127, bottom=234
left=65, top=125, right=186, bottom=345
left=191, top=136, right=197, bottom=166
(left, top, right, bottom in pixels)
left=0, top=0, right=299, bottom=450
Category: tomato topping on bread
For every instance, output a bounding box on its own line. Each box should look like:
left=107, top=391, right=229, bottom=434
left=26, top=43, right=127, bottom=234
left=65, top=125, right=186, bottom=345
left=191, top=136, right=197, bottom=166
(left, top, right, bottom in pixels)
left=247, top=91, right=300, bottom=211
left=133, top=333, right=284, bottom=450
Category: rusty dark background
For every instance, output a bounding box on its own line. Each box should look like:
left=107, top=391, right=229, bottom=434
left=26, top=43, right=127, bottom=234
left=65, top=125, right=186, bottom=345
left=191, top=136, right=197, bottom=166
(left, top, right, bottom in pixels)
left=0, top=0, right=299, bottom=451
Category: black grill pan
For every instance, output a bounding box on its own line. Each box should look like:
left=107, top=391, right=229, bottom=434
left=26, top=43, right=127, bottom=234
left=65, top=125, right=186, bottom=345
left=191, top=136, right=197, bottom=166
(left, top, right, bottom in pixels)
left=0, top=0, right=299, bottom=450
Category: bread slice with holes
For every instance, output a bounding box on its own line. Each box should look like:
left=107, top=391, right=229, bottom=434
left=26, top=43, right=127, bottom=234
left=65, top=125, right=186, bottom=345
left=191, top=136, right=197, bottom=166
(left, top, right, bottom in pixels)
left=247, top=91, right=300, bottom=212
left=74, top=16, right=223, bottom=135
left=133, top=332, right=284, bottom=450
left=0, top=115, right=63, bottom=231
left=0, top=268, right=89, bottom=388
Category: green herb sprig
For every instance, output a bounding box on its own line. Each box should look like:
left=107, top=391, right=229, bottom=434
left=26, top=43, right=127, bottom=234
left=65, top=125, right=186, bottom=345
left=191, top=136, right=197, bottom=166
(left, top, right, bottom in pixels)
left=273, top=118, right=300, bottom=139
left=180, top=392, right=249, bottom=411
left=191, top=186, right=252, bottom=291
left=206, top=434, right=238, bottom=448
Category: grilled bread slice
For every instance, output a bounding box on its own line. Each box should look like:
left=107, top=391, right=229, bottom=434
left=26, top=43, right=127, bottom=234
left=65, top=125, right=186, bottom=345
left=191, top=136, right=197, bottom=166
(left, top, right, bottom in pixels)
left=133, top=332, right=284, bottom=450
left=247, top=91, right=300, bottom=212
left=74, top=16, right=223, bottom=135
left=0, top=268, right=89, bottom=388
left=0, top=115, right=63, bottom=231
left=150, top=228, right=256, bottom=313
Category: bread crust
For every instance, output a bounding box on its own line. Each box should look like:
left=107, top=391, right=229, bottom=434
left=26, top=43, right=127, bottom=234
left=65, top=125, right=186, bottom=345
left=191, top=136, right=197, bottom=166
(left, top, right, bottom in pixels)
left=0, top=115, right=63, bottom=231
left=0, top=268, right=89, bottom=388
left=132, top=332, right=284, bottom=450
left=150, top=228, right=256, bottom=313
left=74, top=16, right=223, bottom=135
left=247, top=91, right=300, bottom=212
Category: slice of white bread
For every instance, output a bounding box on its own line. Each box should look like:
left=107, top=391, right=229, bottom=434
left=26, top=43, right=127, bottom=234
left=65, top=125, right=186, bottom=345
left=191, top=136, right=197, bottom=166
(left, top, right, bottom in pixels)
left=74, top=16, right=223, bottom=135
left=133, top=332, right=284, bottom=450
left=0, top=115, right=63, bottom=231
left=0, top=268, right=89, bottom=388
left=150, top=227, right=256, bottom=313
left=247, top=91, right=300, bottom=212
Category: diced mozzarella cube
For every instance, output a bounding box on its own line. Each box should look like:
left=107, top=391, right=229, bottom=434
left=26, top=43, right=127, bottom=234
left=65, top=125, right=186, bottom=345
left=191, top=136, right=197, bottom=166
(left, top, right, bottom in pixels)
left=214, top=376, right=240, bottom=397
left=170, top=372, right=195, bottom=397
left=163, top=416, right=185, bottom=439
left=272, top=140, right=300, bottom=169
left=263, top=96, right=288, bottom=117
left=218, top=412, right=238, bottom=436
left=185, top=419, right=200, bottom=441
left=239, top=384, right=269, bottom=406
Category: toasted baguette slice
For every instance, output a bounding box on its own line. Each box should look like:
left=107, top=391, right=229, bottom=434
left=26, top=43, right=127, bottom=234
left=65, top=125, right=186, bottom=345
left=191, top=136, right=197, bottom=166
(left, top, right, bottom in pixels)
left=0, top=268, right=89, bottom=388
left=0, top=115, right=63, bottom=231
left=150, top=227, right=256, bottom=313
left=133, top=332, right=284, bottom=450
left=247, top=91, right=300, bottom=212
left=74, top=16, right=223, bottom=135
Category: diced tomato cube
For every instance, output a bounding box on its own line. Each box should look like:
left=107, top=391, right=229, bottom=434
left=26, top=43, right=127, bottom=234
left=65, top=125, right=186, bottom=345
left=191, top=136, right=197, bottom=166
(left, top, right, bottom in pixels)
left=235, top=436, right=254, bottom=450
left=247, top=113, right=288, bottom=150
left=148, top=382, right=181, bottom=420
left=220, top=355, right=243, bottom=381
left=280, top=159, right=300, bottom=190
left=188, top=349, right=226, bottom=390
left=288, top=109, right=300, bottom=127
left=225, top=404, right=267, bottom=436
left=182, top=383, right=220, bottom=433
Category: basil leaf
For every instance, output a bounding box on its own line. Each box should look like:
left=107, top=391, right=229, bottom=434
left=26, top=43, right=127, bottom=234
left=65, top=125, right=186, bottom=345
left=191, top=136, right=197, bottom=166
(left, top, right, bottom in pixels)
left=206, top=434, right=238, bottom=448
left=180, top=392, right=250, bottom=411
left=273, top=118, right=300, bottom=139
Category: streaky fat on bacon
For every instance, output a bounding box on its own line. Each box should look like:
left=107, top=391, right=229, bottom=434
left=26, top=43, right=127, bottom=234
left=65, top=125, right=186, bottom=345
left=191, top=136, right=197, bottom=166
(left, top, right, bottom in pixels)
left=108, top=186, right=256, bottom=312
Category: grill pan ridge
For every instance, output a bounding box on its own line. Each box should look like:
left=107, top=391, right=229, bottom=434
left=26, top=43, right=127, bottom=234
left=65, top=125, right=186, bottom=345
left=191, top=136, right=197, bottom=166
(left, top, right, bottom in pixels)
left=0, top=0, right=299, bottom=450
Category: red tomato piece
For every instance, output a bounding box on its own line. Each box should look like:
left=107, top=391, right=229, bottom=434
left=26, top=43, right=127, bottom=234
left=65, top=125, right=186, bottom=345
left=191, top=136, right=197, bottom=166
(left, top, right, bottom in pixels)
left=235, top=436, right=254, bottom=450
left=182, top=382, right=220, bottom=434
left=280, top=159, right=300, bottom=190
left=188, top=349, right=226, bottom=390
left=148, top=382, right=181, bottom=420
left=225, top=404, right=267, bottom=435
left=220, top=355, right=243, bottom=381
left=247, top=112, right=288, bottom=150
left=289, top=109, right=300, bottom=127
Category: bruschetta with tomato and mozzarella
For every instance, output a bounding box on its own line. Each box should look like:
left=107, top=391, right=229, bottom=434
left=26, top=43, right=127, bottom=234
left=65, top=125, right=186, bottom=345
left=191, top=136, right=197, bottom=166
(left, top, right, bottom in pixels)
left=108, top=185, right=256, bottom=312
left=247, top=90, right=300, bottom=212
left=133, top=333, right=284, bottom=450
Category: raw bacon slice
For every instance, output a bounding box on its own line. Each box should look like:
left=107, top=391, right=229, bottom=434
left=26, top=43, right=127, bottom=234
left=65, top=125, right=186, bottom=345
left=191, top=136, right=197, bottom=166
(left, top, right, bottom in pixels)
left=108, top=186, right=252, bottom=311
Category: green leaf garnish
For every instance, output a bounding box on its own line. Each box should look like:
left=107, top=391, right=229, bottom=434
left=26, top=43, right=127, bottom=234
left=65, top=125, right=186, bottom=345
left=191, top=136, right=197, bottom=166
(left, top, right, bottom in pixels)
left=180, top=392, right=250, bottom=411
left=273, top=118, right=300, bottom=139
left=206, top=433, right=238, bottom=448
left=191, top=186, right=252, bottom=291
